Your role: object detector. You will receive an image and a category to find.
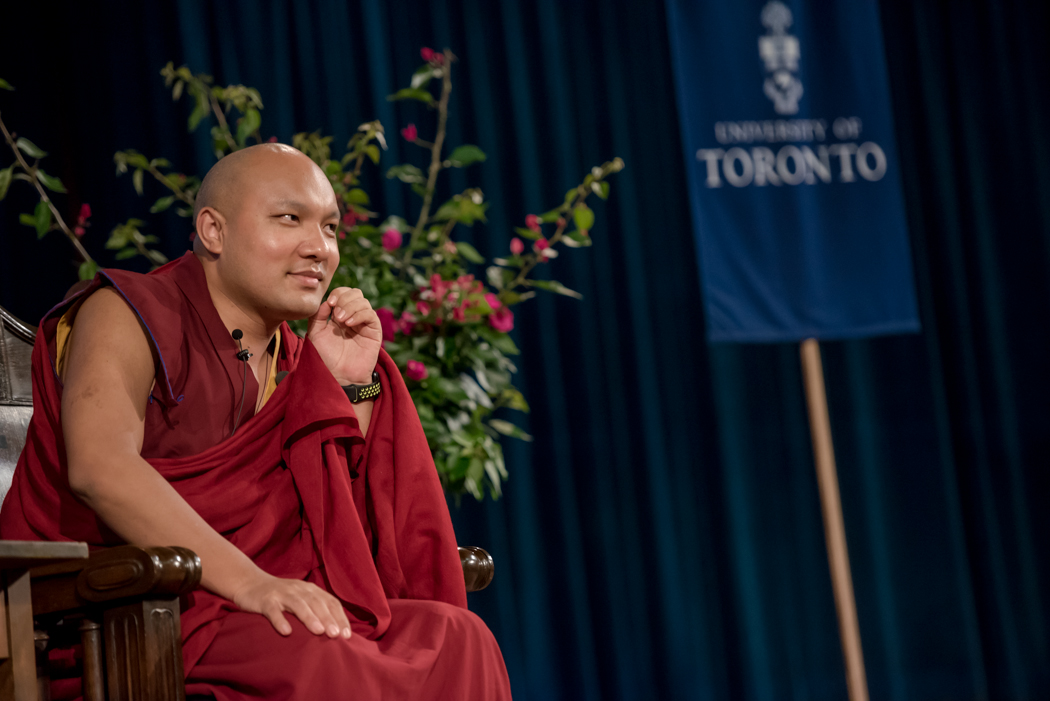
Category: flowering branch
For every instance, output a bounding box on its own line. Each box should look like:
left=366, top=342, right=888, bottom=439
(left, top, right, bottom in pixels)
left=0, top=97, right=96, bottom=278
left=400, top=48, right=455, bottom=277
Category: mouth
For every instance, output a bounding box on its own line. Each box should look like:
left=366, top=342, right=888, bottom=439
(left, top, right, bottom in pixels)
left=288, top=270, right=324, bottom=289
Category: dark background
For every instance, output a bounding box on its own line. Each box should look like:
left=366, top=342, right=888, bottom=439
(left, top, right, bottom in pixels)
left=2, top=1, right=1049, bottom=699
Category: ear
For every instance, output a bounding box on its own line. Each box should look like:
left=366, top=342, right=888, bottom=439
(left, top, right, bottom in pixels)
left=195, top=207, right=226, bottom=256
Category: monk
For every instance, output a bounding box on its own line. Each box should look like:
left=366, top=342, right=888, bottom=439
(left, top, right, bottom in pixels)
left=0, top=144, right=512, bottom=700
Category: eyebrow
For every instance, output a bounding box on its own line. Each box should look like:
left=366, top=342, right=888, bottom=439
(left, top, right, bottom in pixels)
left=272, top=199, right=340, bottom=220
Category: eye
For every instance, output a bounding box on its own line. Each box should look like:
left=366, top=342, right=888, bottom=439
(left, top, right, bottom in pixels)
left=324, top=223, right=338, bottom=235
left=279, top=214, right=299, bottom=223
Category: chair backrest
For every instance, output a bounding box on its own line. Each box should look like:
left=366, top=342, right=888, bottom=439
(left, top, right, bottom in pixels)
left=0, top=306, right=35, bottom=504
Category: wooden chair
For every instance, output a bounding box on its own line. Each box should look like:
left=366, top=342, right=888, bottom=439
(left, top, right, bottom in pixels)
left=0, top=304, right=493, bottom=700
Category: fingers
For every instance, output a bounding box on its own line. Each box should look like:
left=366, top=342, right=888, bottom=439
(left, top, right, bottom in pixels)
left=323, top=591, right=353, bottom=638
left=262, top=601, right=294, bottom=636
left=283, top=584, right=352, bottom=639
left=325, top=289, right=379, bottom=331
left=285, top=592, right=329, bottom=637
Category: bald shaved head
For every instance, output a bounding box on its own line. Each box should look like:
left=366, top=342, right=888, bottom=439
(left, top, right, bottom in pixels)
left=193, top=144, right=324, bottom=239
left=191, top=143, right=341, bottom=325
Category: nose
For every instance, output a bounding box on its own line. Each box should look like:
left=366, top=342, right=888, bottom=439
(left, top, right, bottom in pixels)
left=298, top=222, right=336, bottom=261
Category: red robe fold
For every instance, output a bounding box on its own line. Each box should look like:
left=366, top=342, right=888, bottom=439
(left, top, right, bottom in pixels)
left=0, top=253, right=510, bottom=700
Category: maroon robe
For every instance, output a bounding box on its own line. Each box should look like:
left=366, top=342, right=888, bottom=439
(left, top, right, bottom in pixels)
left=0, top=253, right=511, bottom=700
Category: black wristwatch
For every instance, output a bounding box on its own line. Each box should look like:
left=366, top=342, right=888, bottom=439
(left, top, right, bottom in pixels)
left=342, top=371, right=381, bottom=403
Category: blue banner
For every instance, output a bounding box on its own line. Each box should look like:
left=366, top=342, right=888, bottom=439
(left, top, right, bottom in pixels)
left=666, top=0, right=920, bottom=342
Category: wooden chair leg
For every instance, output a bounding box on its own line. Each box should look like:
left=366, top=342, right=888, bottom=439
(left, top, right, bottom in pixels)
left=79, top=618, right=104, bottom=701
left=103, top=599, right=185, bottom=701
left=2, top=569, right=38, bottom=701
left=34, top=629, right=50, bottom=701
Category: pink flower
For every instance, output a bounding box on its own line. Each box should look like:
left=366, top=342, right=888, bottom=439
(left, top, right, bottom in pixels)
left=509, top=237, right=524, bottom=255
left=433, top=54, right=445, bottom=66
left=444, top=240, right=457, bottom=255
left=338, top=231, right=346, bottom=240
left=525, top=214, right=541, bottom=232
left=267, top=136, right=278, bottom=143
left=534, top=238, right=550, bottom=251
left=489, top=306, right=514, bottom=333
left=457, top=274, right=475, bottom=288
left=74, top=203, right=91, bottom=237
left=401, top=124, right=418, bottom=141
left=556, top=217, right=567, bottom=228
left=416, top=300, right=431, bottom=316
left=406, top=359, right=428, bottom=381
left=342, top=210, right=359, bottom=227
left=429, top=274, right=451, bottom=300
left=382, top=228, right=403, bottom=251
left=484, top=292, right=502, bottom=310
left=398, top=311, right=417, bottom=335
left=452, top=305, right=465, bottom=322
left=420, top=47, right=435, bottom=62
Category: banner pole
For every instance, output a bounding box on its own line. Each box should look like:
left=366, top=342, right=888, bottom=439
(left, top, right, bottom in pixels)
left=799, top=338, right=869, bottom=701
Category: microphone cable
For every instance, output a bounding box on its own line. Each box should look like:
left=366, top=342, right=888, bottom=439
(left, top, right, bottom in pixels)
left=231, top=329, right=252, bottom=435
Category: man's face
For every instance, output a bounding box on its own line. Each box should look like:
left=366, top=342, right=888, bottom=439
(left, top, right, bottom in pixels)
left=219, top=151, right=341, bottom=322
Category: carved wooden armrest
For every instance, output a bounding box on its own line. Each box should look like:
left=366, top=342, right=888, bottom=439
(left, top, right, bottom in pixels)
left=30, top=545, right=202, bottom=616
left=458, top=546, right=494, bottom=592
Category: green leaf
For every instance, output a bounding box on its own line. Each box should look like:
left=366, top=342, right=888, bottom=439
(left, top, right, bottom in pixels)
left=386, top=164, right=425, bottom=184
left=33, top=201, right=52, bottom=238
left=565, top=188, right=578, bottom=203
left=150, top=195, right=176, bottom=213
left=78, top=260, right=99, bottom=281
left=114, top=248, right=138, bottom=260
left=346, top=188, right=370, bottom=205
left=477, top=326, right=521, bottom=355
left=188, top=93, right=209, bottom=131
left=18, top=213, right=35, bottom=227
left=526, top=279, right=583, bottom=299
left=410, top=65, right=436, bottom=89
left=561, top=231, right=593, bottom=248
left=15, top=137, right=47, bottom=159
left=132, top=168, right=144, bottom=195
left=573, top=203, right=595, bottom=232
left=448, top=145, right=487, bottom=168
left=365, top=144, right=381, bottom=164
left=514, top=226, right=541, bottom=241
left=0, top=165, right=13, bottom=200
left=486, top=266, right=506, bottom=290
left=594, top=181, right=611, bottom=199
left=456, top=241, right=485, bottom=264
left=386, top=88, right=435, bottom=106
left=489, top=419, right=533, bottom=442
left=35, top=169, right=66, bottom=193
left=539, top=209, right=562, bottom=223
left=0, top=78, right=14, bottom=91
left=236, top=107, right=262, bottom=146
left=434, top=197, right=488, bottom=226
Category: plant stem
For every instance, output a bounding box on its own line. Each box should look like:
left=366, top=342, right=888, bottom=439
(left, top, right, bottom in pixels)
left=147, top=165, right=195, bottom=205
left=0, top=111, right=93, bottom=264
left=209, top=95, right=239, bottom=152
left=400, top=50, right=454, bottom=277
left=506, top=190, right=583, bottom=291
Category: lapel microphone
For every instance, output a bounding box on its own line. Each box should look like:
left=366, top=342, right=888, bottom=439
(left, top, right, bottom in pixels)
left=231, top=329, right=252, bottom=435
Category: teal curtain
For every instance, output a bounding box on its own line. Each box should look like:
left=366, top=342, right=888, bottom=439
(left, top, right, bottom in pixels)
left=1, top=1, right=1048, bottom=698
